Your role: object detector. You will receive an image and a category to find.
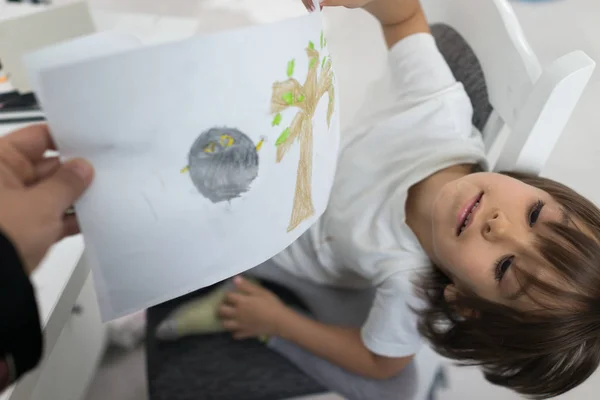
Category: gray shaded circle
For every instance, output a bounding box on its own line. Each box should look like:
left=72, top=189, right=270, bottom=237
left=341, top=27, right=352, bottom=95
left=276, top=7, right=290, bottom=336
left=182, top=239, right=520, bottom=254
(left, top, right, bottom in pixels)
left=187, top=127, right=259, bottom=203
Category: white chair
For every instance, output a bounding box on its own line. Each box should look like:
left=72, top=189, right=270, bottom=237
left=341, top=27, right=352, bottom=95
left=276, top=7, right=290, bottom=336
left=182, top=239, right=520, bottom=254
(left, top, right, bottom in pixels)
left=422, top=0, right=596, bottom=175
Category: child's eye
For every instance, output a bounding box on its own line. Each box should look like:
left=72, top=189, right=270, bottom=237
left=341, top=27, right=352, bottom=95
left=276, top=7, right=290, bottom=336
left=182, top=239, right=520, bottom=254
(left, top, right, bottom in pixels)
left=528, top=200, right=545, bottom=227
left=494, top=256, right=514, bottom=282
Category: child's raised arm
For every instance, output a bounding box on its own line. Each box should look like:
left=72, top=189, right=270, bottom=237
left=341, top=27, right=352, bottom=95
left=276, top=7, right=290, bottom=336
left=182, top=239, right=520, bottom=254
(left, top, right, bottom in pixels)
left=321, top=0, right=430, bottom=48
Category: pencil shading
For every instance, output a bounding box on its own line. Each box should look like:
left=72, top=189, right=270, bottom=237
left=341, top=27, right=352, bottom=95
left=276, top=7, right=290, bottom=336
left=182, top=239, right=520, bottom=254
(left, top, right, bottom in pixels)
left=185, top=127, right=259, bottom=203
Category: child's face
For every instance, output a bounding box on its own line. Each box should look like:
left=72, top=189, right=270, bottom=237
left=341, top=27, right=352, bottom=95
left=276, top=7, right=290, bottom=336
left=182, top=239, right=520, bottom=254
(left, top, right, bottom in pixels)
left=430, top=172, right=569, bottom=307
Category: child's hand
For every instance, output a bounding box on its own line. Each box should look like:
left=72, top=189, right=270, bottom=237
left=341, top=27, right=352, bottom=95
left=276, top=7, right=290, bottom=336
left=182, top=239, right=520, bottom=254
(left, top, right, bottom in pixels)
left=301, top=0, right=374, bottom=12
left=320, top=0, right=375, bottom=8
left=218, top=276, right=290, bottom=340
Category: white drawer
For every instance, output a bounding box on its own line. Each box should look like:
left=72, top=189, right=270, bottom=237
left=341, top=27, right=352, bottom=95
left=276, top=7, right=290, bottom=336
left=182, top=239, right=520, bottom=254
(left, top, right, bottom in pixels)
left=4, top=275, right=107, bottom=400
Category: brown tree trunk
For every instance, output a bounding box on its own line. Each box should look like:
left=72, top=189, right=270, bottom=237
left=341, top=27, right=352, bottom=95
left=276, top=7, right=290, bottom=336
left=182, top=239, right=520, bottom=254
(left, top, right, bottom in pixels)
left=287, top=117, right=315, bottom=232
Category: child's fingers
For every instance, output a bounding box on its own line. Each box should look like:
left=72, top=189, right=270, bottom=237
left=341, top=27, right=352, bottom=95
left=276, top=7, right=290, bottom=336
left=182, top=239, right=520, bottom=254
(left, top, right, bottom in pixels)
left=218, top=305, right=236, bottom=319
left=301, top=0, right=315, bottom=11
left=319, top=0, right=347, bottom=7
left=320, top=0, right=364, bottom=7
left=233, top=331, right=253, bottom=341
left=224, top=292, right=245, bottom=305
left=233, top=276, right=261, bottom=295
left=221, top=319, right=239, bottom=331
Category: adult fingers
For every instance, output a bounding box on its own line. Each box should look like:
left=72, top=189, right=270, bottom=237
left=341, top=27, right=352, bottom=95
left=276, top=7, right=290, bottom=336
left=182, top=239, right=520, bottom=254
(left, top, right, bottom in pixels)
left=4, top=124, right=55, bottom=162
left=29, top=158, right=93, bottom=215
left=32, top=157, right=61, bottom=183
left=233, top=276, right=262, bottom=295
left=0, top=141, right=36, bottom=184
left=0, top=160, right=21, bottom=188
left=61, top=214, right=81, bottom=239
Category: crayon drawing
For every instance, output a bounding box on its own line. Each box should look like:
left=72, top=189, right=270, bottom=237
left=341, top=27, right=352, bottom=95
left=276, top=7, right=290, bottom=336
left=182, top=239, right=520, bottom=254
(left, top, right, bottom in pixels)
left=271, top=31, right=335, bottom=232
left=181, top=127, right=262, bottom=203
left=27, top=7, right=340, bottom=320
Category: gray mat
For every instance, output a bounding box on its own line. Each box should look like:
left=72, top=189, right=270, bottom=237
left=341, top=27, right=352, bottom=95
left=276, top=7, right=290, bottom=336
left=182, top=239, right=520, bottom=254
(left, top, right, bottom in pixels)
left=145, top=284, right=326, bottom=400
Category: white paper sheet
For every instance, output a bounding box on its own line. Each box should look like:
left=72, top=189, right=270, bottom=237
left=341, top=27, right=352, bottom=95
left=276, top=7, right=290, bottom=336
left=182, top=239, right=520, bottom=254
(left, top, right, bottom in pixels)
left=27, top=4, right=340, bottom=321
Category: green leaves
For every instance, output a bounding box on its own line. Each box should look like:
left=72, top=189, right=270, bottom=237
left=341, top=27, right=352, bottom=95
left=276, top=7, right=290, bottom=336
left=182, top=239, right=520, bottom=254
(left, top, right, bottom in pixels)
left=308, top=41, right=315, bottom=50
left=320, top=31, right=324, bottom=48
left=321, top=56, right=327, bottom=69
left=282, top=92, right=294, bottom=105
left=309, top=57, right=317, bottom=69
left=272, top=113, right=282, bottom=126
left=287, top=59, right=295, bottom=77
left=276, top=127, right=291, bottom=146
left=281, top=92, right=304, bottom=105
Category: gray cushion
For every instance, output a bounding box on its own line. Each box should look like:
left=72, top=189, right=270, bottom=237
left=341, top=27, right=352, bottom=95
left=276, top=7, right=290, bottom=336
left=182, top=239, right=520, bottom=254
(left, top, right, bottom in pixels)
left=431, top=23, right=493, bottom=133
left=145, top=284, right=325, bottom=400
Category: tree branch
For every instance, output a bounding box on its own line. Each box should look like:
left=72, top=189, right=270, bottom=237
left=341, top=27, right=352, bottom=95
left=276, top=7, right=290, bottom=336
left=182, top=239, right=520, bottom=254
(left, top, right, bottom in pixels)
left=276, top=112, right=306, bottom=163
left=317, top=58, right=334, bottom=100
left=271, top=78, right=306, bottom=113
left=316, top=58, right=335, bottom=127
left=303, top=47, right=319, bottom=103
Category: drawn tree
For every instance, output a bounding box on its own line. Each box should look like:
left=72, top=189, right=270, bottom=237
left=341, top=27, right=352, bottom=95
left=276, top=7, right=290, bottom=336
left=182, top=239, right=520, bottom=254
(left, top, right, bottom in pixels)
left=271, top=31, right=335, bottom=232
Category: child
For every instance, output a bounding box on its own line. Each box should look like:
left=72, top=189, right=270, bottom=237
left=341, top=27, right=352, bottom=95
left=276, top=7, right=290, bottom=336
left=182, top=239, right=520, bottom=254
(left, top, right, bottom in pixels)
left=218, top=0, right=600, bottom=398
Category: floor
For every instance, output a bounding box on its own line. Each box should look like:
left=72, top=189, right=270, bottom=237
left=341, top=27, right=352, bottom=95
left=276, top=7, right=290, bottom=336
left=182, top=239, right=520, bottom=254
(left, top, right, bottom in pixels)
left=8, top=0, right=600, bottom=399
left=85, top=346, right=148, bottom=400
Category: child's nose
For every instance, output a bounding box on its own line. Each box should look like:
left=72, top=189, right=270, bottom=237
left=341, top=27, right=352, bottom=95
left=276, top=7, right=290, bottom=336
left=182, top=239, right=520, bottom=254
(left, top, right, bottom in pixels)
left=482, top=210, right=509, bottom=241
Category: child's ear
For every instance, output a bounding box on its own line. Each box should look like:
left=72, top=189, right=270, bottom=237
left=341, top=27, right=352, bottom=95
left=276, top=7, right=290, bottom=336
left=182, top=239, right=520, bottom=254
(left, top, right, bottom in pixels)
left=444, top=284, right=478, bottom=318
left=443, top=284, right=459, bottom=303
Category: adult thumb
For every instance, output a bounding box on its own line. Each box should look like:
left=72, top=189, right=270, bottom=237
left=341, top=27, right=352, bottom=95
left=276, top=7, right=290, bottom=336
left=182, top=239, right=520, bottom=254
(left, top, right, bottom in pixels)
left=31, top=158, right=94, bottom=214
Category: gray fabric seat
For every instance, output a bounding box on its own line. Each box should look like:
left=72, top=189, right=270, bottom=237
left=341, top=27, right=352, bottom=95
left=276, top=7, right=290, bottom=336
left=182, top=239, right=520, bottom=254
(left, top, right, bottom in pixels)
left=145, top=283, right=326, bottom=400
left=145, top=23, right=492, bottom=400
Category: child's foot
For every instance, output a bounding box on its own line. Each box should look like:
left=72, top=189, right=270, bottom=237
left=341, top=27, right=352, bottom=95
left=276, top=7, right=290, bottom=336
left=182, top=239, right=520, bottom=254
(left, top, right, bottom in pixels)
left=155, top=283, right=231, bottom=340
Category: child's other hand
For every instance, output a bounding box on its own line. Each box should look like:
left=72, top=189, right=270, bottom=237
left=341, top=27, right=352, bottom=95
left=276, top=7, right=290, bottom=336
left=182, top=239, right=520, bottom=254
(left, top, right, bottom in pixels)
left=219, top=276, right=289, bottom=340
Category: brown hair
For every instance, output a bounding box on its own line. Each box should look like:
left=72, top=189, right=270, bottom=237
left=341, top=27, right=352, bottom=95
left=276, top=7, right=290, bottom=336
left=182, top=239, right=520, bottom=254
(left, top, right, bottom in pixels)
left=416, top=171, right=600, bottom=399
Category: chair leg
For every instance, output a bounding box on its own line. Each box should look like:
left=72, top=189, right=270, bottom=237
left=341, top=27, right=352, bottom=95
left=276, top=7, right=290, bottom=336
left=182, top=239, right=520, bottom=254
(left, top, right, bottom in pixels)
left=427, top=366, right=449, bottom=400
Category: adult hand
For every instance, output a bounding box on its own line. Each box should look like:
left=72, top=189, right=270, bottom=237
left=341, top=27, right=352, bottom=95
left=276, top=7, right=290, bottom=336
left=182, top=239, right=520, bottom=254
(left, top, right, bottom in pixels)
left=0, top=124, right=94, bottom=275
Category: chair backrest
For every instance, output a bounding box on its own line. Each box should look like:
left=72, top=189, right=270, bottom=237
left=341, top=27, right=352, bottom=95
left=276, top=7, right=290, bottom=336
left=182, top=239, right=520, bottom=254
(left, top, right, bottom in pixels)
left=422, top=0, right=595, bottom=175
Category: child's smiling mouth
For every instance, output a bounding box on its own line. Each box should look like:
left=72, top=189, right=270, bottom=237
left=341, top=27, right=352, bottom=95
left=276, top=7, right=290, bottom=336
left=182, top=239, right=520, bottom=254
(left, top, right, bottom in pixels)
left=457, top=192, right=484, bottom=236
